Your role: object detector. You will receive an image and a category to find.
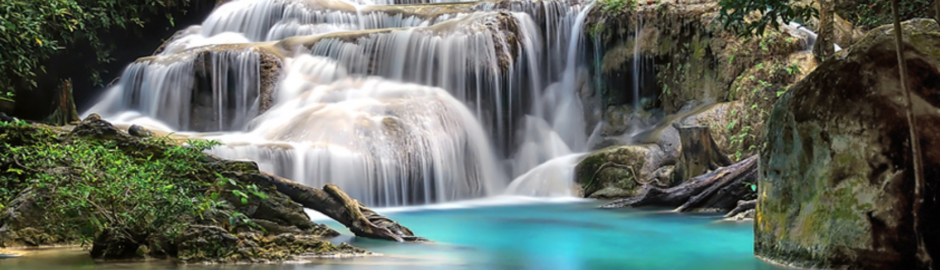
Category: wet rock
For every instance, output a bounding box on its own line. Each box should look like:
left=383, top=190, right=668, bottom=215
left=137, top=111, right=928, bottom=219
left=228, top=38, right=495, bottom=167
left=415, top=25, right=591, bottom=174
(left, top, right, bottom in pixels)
left=128, top=124, right=153, bottom=137
left=176, top=226, right=369, bottom=264
left=586, top=0, right=810, bottom=114
left=0, top=188, right=72, bottom=247
left=575, top=144, right=667, bottom=198
left=756, top=19, right=940, bottom=269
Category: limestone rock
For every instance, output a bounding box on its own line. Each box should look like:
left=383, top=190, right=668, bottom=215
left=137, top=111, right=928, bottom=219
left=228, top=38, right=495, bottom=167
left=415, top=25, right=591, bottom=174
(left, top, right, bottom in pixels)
left=575, top=144, right=668, bottom=198
left=756, top=19, right=940, bottom=269
left=586, top=0, right=810, bottom=114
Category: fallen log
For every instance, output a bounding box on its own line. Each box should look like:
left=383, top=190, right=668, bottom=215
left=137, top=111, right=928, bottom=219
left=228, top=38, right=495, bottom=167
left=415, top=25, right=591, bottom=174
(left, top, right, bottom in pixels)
left=253, top=172, right=426, bottom=242
left=601, top=155, right=757, bottom=210
left=724, top=199, right=756, bottom=218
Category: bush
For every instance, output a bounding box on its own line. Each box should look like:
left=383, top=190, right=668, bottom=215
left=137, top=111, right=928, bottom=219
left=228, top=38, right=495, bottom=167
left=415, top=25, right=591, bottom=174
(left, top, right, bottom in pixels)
left=0, top=0, right=193, bottom=101
left=0, top=119, right=263, bottom=248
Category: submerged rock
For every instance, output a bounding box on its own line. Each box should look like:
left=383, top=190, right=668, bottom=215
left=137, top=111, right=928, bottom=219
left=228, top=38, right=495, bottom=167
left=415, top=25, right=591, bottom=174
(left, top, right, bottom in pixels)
left=756, top=19, right=940, bottom=269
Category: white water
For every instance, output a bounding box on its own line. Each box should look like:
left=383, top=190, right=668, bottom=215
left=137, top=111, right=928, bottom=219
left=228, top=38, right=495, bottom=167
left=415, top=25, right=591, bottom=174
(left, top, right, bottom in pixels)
left=85, top=0, right=596, bottom=207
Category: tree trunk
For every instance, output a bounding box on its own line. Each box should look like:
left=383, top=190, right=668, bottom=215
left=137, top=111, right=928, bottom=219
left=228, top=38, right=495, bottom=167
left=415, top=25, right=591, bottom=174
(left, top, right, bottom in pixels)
left=252, top=172, right=425, bottom=242
left=891, top=0, right=931, bottom=267
left=813, top=0, right=835, bottom=61
left=602, top=155, right=757, bottom=211
left=670, top=124, right=733, bottom=186
left=44, top=79, right=80, bottom=126
left=934, top=0, right=940, bottom=23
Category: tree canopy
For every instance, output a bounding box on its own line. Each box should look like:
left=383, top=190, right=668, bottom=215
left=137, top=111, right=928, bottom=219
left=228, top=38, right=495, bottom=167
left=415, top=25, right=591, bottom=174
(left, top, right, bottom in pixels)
left=0, top=0, right=194, bottom=101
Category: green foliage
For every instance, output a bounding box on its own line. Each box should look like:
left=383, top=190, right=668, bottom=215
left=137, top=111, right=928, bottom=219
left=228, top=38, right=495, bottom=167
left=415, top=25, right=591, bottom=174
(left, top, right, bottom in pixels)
left=785, top=62, right=801, bottom=75
left=0, top=121, right=266, bottom=247
left=601, top=0, right=637, bottom=14
left=0, top=92, right=13, bottom=103
left=846, top=0, right=933, bottom=29
left=742, top=181, right=757, bottom=199
left=717, top=0, right=818, bottom=37
left=0, top=0, right=193, bottom=99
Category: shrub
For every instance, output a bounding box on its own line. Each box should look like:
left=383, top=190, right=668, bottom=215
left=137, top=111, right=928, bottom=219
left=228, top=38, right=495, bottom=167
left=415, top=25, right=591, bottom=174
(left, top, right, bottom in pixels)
left=0, top=119, right=263, bottom=247
left=0, top=0, right=193, bottom=102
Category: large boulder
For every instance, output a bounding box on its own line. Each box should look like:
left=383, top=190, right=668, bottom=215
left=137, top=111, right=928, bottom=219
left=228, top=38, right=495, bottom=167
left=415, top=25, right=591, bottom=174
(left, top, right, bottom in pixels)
left=575, top=144, right=669, bottom=198
left=756, top=19, right=940, bottom=269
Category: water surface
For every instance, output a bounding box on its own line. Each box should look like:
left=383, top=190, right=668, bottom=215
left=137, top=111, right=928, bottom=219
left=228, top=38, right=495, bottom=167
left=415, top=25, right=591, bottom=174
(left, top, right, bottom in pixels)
left=0, top=201, right=784, bottom=270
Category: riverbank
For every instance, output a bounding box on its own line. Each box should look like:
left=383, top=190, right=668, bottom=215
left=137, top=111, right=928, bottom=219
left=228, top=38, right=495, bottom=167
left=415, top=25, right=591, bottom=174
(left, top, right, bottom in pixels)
left=0, top=116, right=374, bottom=263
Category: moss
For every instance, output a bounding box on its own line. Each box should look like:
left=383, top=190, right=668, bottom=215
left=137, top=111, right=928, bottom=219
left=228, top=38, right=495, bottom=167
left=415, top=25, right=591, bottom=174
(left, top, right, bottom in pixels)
left=756, top=19, right=940, bottom=269
left=575, top=145, right=655, bottom=198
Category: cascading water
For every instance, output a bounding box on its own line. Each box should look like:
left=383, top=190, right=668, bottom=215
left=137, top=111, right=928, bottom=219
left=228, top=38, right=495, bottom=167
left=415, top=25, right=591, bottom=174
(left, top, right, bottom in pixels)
left=210, top=76, right=506, bottom=206
left=85, top=0, right=598, bottom=207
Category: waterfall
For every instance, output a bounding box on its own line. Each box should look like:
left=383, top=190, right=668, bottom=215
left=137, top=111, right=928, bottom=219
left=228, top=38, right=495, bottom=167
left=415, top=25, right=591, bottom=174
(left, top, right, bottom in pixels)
left=94, top=48, right=263, bottom=132
left=85, top=0, right=598, bottom=207
left=209, top=77, right=506, bottom=206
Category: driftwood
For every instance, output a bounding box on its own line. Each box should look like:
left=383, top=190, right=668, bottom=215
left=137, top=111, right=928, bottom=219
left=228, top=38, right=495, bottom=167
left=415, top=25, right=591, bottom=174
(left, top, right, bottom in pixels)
left=724, top=199, right=756, bottom=218
left=254, top=172, right=425, bottom=242
left=670, top=124, right=733, bottom=185
left=601, top=155, right=757, bottom=210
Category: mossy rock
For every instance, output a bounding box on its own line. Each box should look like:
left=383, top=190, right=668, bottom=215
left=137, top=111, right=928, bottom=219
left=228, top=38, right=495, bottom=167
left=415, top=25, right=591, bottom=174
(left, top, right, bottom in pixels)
left=756, top=19, right=940, bottom=269
left=585, top=0, right=810, bottom=113
left=575, top=144, right=667, bottom=198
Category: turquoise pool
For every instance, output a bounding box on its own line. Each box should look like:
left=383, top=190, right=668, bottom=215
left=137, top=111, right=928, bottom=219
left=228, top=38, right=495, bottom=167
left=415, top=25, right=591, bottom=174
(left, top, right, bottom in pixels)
left=0, top=201, right=785, bottom=270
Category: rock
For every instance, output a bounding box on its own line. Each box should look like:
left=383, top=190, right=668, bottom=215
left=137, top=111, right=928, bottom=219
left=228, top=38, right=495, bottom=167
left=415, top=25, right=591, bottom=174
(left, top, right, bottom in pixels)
left=756, top=19, right=940, bottom=269
left=0, top=248, right=23, bottom=259
left=575, top=144, right=667, bottom=198
left=0, top=99, right=13, bottom=116
left=0, top=112, right=13, bottom=122
left=650, top=165, right=674, bottom=187
left=0, top=188, right=72, bottom=247
left=128, top=125, right=153, bottom=137
left=91, top=228, right=148, bottom=260
left=176, top=225, right=241, bottom=263
left=586, top=0, right=811, bottom=114
left=176, top=226, right=369, bottom=263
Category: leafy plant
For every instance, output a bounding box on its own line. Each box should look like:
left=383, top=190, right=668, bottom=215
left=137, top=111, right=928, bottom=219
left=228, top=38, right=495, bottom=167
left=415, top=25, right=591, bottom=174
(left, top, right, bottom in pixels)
left=717, top=0, right=818, bottom=37
left=602, top=0, right=637, bottom=13
left=0, top=0, right=194, bottom=98
left=0, top=121, right=269, bottom=248
left=848, top=0, right=933, bottom=29
left=0, top=91, right=13, bottom=103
